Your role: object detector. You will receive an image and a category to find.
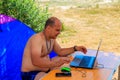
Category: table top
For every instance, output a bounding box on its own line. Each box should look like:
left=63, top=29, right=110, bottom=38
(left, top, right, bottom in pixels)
left=42, top=68, right=113, bottom=80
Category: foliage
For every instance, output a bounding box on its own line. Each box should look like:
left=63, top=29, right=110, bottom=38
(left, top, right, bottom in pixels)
left=0, top=0, right=3, bottom=13
left=1, top=0, right=50, bottom=32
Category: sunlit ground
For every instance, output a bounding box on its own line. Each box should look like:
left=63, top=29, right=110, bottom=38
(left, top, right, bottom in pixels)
left=49, top=7, right=120, bottom=55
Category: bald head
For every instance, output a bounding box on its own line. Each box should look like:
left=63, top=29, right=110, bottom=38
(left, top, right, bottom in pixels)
left=44, top=17, right=61, bottom=29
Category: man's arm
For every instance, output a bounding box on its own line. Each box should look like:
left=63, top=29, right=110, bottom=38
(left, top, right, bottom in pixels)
left=30, top=36, right=53, bottom=68
left=53, top=40, right=87, bottom=56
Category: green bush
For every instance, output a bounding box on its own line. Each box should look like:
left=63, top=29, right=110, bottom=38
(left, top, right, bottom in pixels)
left=1, top=0, right=50, bottom=32
left=0, top=1, right=3, bottom=13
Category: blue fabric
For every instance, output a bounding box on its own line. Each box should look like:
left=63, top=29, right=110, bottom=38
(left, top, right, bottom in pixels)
left=0, top=24, right=1, bottom=30
left=0, top=16, right=57, bottom=80
left=0, top=20, right=35, bottom=80
left=49, top=50, right=58, bottom=58
left=21, top=71, right=40, bottom=80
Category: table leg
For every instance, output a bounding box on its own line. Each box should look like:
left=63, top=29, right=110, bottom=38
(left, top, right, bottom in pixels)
left=118, top=65, right=120, bottom=80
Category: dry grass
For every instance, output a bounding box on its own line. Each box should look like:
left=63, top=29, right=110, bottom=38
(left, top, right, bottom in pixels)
left=49, top=6, right=120, bottom=54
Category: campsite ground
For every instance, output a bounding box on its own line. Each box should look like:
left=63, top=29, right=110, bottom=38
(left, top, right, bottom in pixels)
left=39, top=1, right=120, bottom=79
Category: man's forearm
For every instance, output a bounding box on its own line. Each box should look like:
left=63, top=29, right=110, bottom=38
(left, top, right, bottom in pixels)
left=58, top=47, right=75, bottom=56
left=32, top=57, right=56, bottom=68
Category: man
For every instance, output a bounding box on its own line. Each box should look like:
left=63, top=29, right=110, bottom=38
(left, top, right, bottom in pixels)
left=21, top=17, right=87, bottom=80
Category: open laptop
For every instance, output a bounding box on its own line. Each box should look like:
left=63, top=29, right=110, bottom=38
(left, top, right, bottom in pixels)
left=70, top=39, right=102, bottom=69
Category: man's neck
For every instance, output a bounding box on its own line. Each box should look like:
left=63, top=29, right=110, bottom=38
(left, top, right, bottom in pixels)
left=42, top=31, right=50, bottom=41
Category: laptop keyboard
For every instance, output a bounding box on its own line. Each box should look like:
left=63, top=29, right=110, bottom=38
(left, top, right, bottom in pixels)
left=73, top=58, right=81, bottom=63
left=79, top=56, right=92, bottom=66
left=70, top=55, right=95, bottom=68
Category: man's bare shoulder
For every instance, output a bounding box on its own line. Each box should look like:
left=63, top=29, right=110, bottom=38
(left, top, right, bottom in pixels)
left=30, top=32, right=43, bottom=41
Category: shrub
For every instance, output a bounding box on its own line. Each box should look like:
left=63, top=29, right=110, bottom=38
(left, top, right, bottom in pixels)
left=1, top=0, right=50, bottom=32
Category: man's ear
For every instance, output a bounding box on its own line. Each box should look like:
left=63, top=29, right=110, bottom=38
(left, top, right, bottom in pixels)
left=46, top=26, right=51, bottom=31
left=47, top=25, right=52, bottom=30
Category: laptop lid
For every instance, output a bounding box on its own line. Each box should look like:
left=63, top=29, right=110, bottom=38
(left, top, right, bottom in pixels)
left=93, top=39, right=102, bottom=67
left=94, top=39, right=102, bottom=61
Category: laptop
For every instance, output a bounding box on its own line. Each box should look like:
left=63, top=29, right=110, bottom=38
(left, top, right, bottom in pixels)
left=70, top=39, right=102, bottom=69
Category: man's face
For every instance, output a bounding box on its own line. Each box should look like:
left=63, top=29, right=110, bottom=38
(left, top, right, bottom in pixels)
left=49, top=21, right=62, bottom=39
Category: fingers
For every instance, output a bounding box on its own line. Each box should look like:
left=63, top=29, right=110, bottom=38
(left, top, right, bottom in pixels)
left=77, top=46, right=87, bottom=54
left=81, top=47, right=87, bottom=54
left=61, top=57, right=70, bottom=63
left=55, top=57, right=70, bottom=67
left=52, top=57, right=70, bottom=67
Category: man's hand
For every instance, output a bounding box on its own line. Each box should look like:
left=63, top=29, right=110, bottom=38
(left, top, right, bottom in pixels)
left=75, top=46, right=87, bottom=54
left=51, top=56, right=70, bottom=67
